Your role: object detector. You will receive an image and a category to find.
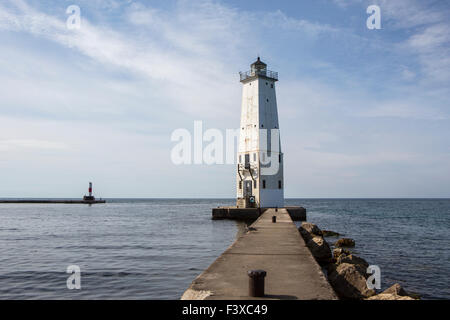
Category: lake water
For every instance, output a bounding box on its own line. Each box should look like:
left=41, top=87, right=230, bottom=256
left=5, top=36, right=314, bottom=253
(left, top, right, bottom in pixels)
left=0, top=198, right=448, bottom=299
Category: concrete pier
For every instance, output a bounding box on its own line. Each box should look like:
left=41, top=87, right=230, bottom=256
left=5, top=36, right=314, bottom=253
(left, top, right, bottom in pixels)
left=182, top=208, right=337, bottom=300
left=212, top=206, right=306, bottom=221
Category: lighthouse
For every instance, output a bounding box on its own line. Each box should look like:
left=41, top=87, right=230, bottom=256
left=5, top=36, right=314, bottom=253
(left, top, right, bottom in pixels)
left=236, top=57, right=284, bottom=208
left=88, top=182, right=93, bottom=198
left=83, top=182, right=95, bottom=201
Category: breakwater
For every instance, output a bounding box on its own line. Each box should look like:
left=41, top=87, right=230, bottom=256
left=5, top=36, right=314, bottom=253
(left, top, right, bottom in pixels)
left=182, top=208, right=337, bottom=300
left=0, top=199, right=106, bottom=204
left=299, top=222, right=418, bottom=300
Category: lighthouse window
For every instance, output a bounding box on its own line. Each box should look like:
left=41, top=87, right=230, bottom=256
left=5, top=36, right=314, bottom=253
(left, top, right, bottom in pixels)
left=263, top=180, right=266, bottom=189
left=278, top=180, right=282, bottom=189
left=266, top=82, right=268, bottom=85
left=239, top=181, right=242, bottom=189
left=266, top=98, right=269, bottom=102
left=271, top=84, right=274, bottom=88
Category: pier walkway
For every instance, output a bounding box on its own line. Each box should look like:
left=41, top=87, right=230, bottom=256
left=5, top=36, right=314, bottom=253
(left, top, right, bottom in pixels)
left=182, top=208, right=337, bottom=300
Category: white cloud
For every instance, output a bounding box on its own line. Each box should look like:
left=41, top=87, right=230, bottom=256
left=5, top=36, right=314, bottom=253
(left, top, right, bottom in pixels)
left=358, top=101, right=448, bottom=121
left=263, top=9, right=339, bottom=35
left=404, top=23, right=450, bottom=82
left=0, top=0, right=449, bottom=197
left=0, top=1, right=259, bottom=124
left=0, top=0, right=346, bottom=123
left=331, top=0, right=450, bottom=83
left=400, top=65, right=416, bottom=81
left=376, top=0, right=444, bottom=29
left=377, top=0, right=450, bottom=82
left=0, top=139, right=68, bottom=151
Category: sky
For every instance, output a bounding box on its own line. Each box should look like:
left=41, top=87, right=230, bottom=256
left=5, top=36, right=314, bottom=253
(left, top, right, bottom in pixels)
left=0, top=0, right=449, bottom=198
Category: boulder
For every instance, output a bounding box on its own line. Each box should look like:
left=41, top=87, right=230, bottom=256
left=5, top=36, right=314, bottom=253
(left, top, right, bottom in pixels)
left=301, top=222, right=322, bottom=234
left=336, top=254, right=369, bottom=274
left=299, top=222, right=322, bottom=242
left=322, top=230, right=340, bottom=237
left=366, top=293, right=415, bottom=300
left=306, top=236, right=332, bottom=264
left=327, top=263, right=376, bottom=299
left=335, top=238, right=355, bottom=248
left=407, top=292, right=421, bottom=300
left=333, top=248, right=350, bottom=259
left=381, top=283, right=411, bottom=297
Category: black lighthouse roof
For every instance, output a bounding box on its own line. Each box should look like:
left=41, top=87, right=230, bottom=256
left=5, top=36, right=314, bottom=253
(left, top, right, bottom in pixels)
left=239, top=57, right=278, bottom=83
left=251, top=57, right=267, bottom=68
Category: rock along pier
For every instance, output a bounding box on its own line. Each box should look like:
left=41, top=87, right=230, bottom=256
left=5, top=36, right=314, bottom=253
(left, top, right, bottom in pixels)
left=182, top=208, right=337, bottom=300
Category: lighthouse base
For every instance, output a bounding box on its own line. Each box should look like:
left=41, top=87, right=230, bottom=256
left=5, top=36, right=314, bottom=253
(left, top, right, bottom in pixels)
left=212, top=206, right=306, bottom=221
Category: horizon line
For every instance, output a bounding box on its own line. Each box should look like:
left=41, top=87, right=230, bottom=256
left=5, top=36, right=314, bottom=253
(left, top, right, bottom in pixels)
left=1, top=197, right=449, bottom=200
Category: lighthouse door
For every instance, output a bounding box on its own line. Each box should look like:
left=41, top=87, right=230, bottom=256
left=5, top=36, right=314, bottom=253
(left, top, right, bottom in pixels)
left=244, top=180, right=252, bottom=198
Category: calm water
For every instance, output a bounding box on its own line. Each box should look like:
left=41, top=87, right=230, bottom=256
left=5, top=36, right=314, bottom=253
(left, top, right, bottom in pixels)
left=0, top=198, right=448, bottom=299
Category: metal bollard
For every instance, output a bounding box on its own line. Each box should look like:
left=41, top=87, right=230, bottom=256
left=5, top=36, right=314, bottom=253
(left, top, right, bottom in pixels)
left=272, top=216, right=276, bottom=223
left=248, top=270, right=267, bottom=297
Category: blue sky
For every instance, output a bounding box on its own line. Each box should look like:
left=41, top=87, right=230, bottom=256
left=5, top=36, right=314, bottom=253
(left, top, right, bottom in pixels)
left=0, top=0, right=449, bottom=198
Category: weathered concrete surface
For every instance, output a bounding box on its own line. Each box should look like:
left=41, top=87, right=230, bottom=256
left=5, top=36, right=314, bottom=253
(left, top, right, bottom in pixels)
left=183, top=209, right=337, bottom=300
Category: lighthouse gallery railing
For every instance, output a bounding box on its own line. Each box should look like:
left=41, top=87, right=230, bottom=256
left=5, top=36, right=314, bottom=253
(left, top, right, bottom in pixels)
left=239, top=69, right=278, bottom=81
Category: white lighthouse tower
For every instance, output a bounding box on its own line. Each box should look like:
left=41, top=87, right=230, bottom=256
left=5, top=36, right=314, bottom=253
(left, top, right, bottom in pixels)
left=236, top=57, right=284, bottom=208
